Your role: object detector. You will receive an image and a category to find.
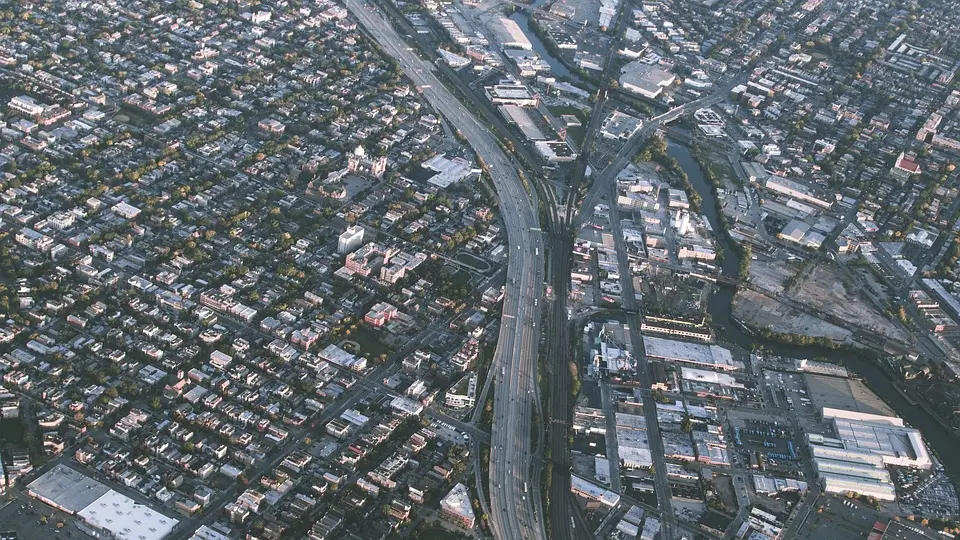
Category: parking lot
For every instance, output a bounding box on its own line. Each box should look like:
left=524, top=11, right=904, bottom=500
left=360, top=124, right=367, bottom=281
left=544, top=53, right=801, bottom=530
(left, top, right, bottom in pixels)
left=795, top=496, right=883, bottom=540
left=0, top=492, right=81, bottom=539
left=725, top=407, right=804, bottom=477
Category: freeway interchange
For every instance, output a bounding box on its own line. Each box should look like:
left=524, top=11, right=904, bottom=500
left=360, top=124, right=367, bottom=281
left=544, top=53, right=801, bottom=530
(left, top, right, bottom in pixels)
left=342, top=1, right=751, bottom=539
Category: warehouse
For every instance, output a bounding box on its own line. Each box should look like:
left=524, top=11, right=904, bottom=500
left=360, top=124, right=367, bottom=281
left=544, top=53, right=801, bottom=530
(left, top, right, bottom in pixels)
left=642, top=336, right=743, bottom=370
left=28, top=465, right=179, bottom=540
left=488, top=17, right=533, bottom=50
left=619, top=62, right=676, bottom=99
left=807, top=406, right=933, bottom=501
left=681, top=367, right=745, bottom=399
left=764, top=176, right=833, bottom=208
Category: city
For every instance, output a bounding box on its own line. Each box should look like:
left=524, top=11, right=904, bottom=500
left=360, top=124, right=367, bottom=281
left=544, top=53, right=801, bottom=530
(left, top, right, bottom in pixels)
left=0, top=0, right=958, bottom=538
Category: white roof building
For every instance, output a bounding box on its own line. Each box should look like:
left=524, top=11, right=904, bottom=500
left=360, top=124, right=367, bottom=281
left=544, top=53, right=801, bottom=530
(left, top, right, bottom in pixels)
left=642, top=336, right=742, bottom=370
left=620, top=62, right=676, bottom=99
left=77, top=490, right=178, bottom=540
left=570, top=474, right=621, bottom=507
left=390, top=396, right=424, bottom=417
left=489, top=17, right=533, bottom=50
left=680, top=367, right=741, bottom=388
left=808, top=407, right=933, bottom=501
left=440, top=483, right=476, bottom=528
left=423, top=154, right=475, bottom=188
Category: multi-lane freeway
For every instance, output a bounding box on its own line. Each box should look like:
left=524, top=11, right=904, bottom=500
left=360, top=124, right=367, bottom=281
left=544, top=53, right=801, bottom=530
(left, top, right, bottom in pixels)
left=341, top=2, right=546, bottom=539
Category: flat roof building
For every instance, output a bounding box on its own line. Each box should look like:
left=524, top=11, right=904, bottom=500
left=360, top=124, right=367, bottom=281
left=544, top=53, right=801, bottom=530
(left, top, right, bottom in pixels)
left=808, top=405, right=933, bottom=501
left=488, top=17, right=533, bottom=50
left=570, top=474, right=621, bottom=507
left=27, top=464, right=111, bottom=513
left=28, top=465, right=178, bottom=540
left=78, top=490, right=178, bottom=540
left=620, top=62, right=676, bottom=99
left=764, top=176, right=833, bottom=208
left=642, top=336, right=742, bottom=370
left=440, top=483, right=476, bottom=529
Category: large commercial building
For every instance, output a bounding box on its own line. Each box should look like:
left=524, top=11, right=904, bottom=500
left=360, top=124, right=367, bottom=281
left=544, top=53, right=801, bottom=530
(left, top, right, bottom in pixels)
left=807, top=407, right=933, bottom=501
left=642, top=336, right=743, bottom=371
left=485, top=80, right=538, bottom=106
left=619, top=62, right=676, bottom=99
left=28, top=465, right=178, bottom=540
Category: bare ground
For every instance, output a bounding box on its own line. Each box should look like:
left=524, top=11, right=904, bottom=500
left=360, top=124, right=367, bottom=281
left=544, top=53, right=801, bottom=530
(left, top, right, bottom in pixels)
left=790, top=262, right=907, bottom=342
left=733, top=289, right=853, bottom=342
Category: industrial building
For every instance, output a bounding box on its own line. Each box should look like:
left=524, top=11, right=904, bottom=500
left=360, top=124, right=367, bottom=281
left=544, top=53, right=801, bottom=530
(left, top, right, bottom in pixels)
left=681, top=366, right=745, bottom=399
left=570, top=474, right=621, bottom=507
left=27, top=465, right=179, bottom=540
left=807, top=407, right=932, bottom=500
left=642, top=336, right=743, bottom=370
left=619, top=62, right=676, bottom=99
left=488, top=17, right=533, bottom=50
left=616, top=412, right=653, bottom=469
left=764, top=176, right=833, bottom=208
left=588, top=321, right=635, bottom=376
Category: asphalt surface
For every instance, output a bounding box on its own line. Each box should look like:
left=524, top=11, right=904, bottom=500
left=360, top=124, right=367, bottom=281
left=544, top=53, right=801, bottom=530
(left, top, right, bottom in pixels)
left=605, top=186, right=679, bottom=540
left=341, top=3, right=546, bottom=539
left=575, top=86, right=743, bottom=228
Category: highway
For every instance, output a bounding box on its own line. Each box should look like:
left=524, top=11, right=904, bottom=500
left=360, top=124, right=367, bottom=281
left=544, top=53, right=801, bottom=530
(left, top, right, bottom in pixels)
left=341, top=2, right=546, bottom=539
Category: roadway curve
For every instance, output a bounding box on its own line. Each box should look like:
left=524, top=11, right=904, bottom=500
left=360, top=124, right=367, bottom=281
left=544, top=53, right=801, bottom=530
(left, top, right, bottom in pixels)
left=341, top=2, right=545, bottom=539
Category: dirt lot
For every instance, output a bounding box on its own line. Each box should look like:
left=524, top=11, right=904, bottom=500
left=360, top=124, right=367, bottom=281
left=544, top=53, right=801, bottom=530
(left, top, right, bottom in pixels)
left=749, top=260, right=801, bottom=295
left=711, top=475, right=740, bottom=513
left=733, top=290, right=853, bottom=342
left=790, top=262, right=907, bottom=342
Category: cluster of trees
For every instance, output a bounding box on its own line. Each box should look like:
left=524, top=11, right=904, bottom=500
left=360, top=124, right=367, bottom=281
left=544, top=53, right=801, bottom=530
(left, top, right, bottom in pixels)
left=937, top=236, right=960, bottom=277
left=652, top=389, right=673, bottom=403
left=569, top=360, right=581, bottom=396
left=783, top=261, right=809, bottom=291
left=635, top=136, right=703, bottom=212
left=754, top=328, right=845, bottom=349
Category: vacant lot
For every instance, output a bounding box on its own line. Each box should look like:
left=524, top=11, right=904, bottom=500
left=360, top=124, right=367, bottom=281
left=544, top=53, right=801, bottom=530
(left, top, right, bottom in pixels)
left=749, top=259, right=800, bottom=295
left=791, top=263, right=906, bottom=342
left=733, top=290, right=853, bottom=342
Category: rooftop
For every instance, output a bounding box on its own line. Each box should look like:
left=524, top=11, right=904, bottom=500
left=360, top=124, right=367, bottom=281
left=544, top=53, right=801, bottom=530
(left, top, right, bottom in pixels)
left=27, top=464, right=111, bottom=513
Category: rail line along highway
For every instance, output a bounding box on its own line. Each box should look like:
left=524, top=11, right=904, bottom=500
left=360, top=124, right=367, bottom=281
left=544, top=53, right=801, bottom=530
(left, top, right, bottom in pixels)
left=342, top=1, right=546, bottom=538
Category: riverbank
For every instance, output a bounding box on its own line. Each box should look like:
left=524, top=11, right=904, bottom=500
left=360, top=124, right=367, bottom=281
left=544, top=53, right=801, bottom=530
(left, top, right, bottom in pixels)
left=666, top=136, right=960, bottom=492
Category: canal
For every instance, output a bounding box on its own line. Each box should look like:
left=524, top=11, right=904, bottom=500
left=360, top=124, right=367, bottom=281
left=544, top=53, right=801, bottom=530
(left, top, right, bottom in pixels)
left=508, top=10, right=573, bottom=80
left=667, top=139, right=960, bottom=487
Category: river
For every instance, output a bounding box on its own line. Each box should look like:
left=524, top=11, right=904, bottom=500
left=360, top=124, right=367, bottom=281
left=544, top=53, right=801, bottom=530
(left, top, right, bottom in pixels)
left=508, top=10, right=573, bottom=79
left=667, top=139, right=960, bottom=489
